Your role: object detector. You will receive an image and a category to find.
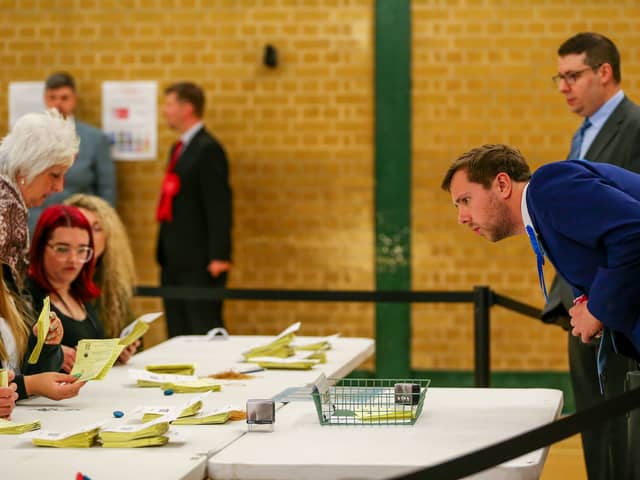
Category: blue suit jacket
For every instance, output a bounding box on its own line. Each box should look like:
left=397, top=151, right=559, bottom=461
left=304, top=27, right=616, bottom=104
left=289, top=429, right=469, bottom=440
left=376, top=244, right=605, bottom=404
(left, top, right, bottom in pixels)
left=28, top=120, right=116, bottom=232
left=527, top=160, right=640, bottom=358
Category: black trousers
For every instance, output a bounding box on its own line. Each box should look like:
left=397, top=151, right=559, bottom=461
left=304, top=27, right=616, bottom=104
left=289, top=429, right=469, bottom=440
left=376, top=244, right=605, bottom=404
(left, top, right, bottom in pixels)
left=161, top=267, right=227, bottom=337
left=569, top=333, right=635, bottom=480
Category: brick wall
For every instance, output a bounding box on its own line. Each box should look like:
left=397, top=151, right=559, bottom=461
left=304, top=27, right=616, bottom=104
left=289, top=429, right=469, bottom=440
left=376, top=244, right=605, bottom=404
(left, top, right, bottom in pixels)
left=2, top=0, right=637, bottom=372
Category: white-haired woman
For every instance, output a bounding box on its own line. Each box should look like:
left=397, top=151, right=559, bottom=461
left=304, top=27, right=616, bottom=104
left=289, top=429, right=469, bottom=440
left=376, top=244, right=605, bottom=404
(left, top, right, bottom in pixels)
left=0, top=109, right=84, bottom=401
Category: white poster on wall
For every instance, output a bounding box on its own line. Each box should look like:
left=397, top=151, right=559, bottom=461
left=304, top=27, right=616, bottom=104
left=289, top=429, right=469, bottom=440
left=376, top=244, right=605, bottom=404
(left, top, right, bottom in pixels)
left=102, top=81, right=157, bottom=161
left=8, top=82, right=46, bottom=129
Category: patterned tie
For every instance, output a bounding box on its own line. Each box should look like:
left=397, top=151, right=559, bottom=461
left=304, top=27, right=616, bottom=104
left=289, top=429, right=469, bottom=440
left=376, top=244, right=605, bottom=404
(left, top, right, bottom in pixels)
left=156, top=140, right=184, bottom=222
left=567, top=118, right=592, bottom=160
left=525, top=225, right=548, bottom=301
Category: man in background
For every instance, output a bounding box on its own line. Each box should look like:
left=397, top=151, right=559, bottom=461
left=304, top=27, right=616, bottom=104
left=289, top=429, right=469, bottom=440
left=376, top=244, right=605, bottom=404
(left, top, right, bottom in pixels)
left=156, top=82, right=232, bottom=337
left=543, top=32, right=640, bottom=480
left=29, top=72, right=116, bottom=232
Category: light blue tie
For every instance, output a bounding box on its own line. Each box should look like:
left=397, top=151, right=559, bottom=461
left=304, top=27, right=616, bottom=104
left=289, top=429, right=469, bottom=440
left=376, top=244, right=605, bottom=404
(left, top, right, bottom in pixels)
left=525, top=225, right=548, bottom=301
left=567, top=118, right=592, bottom=160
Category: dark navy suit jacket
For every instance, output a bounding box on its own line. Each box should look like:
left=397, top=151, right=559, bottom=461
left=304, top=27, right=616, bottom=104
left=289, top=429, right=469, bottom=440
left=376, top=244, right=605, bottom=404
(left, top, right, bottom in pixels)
left=527, top=160, right=640, bottom=358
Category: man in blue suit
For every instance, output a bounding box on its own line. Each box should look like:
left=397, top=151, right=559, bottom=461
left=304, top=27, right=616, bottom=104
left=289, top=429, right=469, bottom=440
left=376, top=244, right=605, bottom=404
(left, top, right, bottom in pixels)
left=28, top=72, right=116, bottom=232
left=441, top=144, right=640, bottom=362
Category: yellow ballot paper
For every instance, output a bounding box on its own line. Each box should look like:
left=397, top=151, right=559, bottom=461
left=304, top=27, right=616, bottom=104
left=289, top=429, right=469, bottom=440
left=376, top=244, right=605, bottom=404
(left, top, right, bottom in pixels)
left=32, top=422, right=102, bottom=448
left=99, top=418, right=170, bottom=448
left=0, top=418, right=41, bottom=434
left=242, top=321, right=301, bottom=360
left=128, top=369, right=197, bottom=388
left=292, top=334, right=339, bottom=351
left=71, top=339, right=125, bottom=381
left=119, top=312, right=163, bottom=346
left=250, top=353, right=320, bottom=370
left=142, top=392, right=209, bottom=422
left=160, top=378, right=222, bottom=393
left=27, top=296, right=51, bottom=364
left=145, top=363, right=195, bottom=376
left=101, top=436, right=169, bottom=448
left=0, top=369, right=8, bottom=387
left=172, top=408, right=231, bottom=425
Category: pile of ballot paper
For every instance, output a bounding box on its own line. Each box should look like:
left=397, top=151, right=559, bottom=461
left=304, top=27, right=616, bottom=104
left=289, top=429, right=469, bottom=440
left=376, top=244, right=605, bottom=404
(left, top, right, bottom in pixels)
left=32, top=423, right=102, bottom=448
left=172, top=408, right=231, bottom=425
left=141, top=394, right=206, bottom=422
left=145, top=363, right=196, bottom=376
left=0, top=418, right=41, bottom=434
left=242, top=322, right=300, bottom=360
left=99, top=419, right=170, bottom=448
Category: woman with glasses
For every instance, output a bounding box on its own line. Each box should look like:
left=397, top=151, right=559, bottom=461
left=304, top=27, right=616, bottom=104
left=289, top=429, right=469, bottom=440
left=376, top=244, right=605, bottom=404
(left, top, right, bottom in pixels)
left=64, top=194, right=137, bottom=348
left=27, top=205, right=138, bottom=373
left=0, top=109, right=84, bottom=401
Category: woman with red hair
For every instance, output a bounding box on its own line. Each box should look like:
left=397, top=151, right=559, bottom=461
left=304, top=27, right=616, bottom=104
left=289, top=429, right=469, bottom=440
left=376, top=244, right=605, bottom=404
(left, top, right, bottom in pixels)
left=28, top=205, right=137, bottom=373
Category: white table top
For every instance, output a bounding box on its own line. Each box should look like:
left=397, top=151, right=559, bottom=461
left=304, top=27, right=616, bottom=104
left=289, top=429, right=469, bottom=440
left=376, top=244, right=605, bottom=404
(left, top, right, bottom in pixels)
left=208, top=387, right=564, bottom=480
left=1, top=335, right=374, bottom=480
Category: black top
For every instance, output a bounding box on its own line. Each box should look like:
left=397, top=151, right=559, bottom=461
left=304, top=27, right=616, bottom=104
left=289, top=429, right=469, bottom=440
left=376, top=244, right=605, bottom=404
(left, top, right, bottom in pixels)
left=26, top=279, right=105, bottom=350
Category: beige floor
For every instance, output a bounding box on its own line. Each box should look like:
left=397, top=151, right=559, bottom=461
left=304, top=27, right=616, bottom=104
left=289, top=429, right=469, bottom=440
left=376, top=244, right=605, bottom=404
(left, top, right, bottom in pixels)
left=541, top=434, right=587, bottom=480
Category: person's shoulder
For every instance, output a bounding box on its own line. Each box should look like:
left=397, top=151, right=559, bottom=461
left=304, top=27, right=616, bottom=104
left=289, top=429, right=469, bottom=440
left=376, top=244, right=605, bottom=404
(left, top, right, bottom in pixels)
left=616, top=96, right=640, bottom=119
left=193, top=128, right=227, bottom=155
left=75, top=120, right=108, bottom=140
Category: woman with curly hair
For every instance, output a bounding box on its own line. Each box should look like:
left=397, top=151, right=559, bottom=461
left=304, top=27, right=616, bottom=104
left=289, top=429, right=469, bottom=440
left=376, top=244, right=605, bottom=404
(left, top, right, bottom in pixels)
left=64, top=194, right=137, bottom=341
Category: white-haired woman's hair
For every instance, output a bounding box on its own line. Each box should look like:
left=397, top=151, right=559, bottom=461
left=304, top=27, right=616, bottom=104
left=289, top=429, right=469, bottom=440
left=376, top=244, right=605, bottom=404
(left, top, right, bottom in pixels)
left=0, top=108, right=79, bottom=184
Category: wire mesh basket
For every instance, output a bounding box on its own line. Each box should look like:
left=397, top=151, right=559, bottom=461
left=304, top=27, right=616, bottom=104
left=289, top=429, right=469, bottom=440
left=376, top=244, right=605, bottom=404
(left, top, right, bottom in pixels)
left=311, top=377, right=430, bottom=426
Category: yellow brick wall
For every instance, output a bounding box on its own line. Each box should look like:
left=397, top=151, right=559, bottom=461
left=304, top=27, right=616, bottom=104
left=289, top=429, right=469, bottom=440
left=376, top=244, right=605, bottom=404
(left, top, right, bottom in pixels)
left=1, top=0, right=636, bottom=372
left=0, top=0, right=375, bottom=355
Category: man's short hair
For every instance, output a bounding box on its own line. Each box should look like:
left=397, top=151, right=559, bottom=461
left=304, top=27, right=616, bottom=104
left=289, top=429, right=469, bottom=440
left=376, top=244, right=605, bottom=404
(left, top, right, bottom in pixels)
left=165, top=82, right=205, bottom=118
left=558, top=32, right=621, bottom=83
left=45, top=72, right=76, bottom=92
left=441, top=144, right=532, bottom=192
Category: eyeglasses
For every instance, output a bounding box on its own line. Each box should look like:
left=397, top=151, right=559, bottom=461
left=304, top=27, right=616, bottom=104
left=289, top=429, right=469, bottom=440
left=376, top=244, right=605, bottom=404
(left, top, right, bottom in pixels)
left=551, top=65, right=601, bottom=87
left=47, top=243, right=94, bottom=263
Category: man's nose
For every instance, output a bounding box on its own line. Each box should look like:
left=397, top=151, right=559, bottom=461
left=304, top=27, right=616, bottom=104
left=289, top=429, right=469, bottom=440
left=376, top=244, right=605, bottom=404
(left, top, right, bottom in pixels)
left=457, top=207, right=470, bottom=225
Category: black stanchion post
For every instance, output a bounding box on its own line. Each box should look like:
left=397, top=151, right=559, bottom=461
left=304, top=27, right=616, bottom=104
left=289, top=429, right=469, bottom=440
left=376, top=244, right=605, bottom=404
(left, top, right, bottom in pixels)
left=473, top=286, right=492, bottom=387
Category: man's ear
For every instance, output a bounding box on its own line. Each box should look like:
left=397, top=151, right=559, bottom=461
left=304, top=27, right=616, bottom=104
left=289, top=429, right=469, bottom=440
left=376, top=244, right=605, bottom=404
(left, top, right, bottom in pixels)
left=494, top=172, right=512, bottom=198
left=598, top=62, right=614, bottom=86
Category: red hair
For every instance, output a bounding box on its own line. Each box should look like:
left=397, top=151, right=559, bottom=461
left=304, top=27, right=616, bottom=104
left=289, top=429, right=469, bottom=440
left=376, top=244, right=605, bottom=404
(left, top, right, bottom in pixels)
left=29, top=205, right=100, bottom=302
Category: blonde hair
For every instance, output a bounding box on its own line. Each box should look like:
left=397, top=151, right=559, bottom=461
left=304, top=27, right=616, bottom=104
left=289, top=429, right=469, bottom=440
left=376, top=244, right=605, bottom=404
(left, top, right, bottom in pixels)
left=64, top=194, right=137, bottom=338
left=0, top=268, right=29, bottom=364
left=0, top=109, right=79, bottom=184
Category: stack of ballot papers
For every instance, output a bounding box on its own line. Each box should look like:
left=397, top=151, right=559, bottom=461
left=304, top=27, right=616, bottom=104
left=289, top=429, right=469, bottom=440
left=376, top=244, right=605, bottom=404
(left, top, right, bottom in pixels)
left=129, top=369, right=197, bottom=387
left=145, top=363, right=195, bottom=376
left=172, top=407, right=231, bottom=425
left=160, top=378, right=222, bottom=393
left=0, top=418, right=41, bottom=434
left=291, top=334, right=338, bottom=351
left=32, top=423, right=102, bottom=448
left=99, top=419, right=170, bottom=448
left=249, top=352, right=320, bottom=370
left=242, top=322, right=301, bottom=360
left=119, top=312, right=163, bottom=346
left=141, top=393, right=209, bottom=422
left=71, top=339, right=124, bottom=381
left=27, top=296, right=51, bottom=364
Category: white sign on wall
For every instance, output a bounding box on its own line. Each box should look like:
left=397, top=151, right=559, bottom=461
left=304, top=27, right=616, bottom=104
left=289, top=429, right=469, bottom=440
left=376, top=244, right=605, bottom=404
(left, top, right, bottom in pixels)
left=102, top=81, right=158, bottom=161
left=8, top=82, right=46, bottom=129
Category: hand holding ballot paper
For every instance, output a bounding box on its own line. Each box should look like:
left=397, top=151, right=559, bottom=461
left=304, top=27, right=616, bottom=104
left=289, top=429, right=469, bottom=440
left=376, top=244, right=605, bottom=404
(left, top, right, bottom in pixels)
left=27, top=297, right=64, bottom=364
left=0, top=369, right=17, bottom=419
